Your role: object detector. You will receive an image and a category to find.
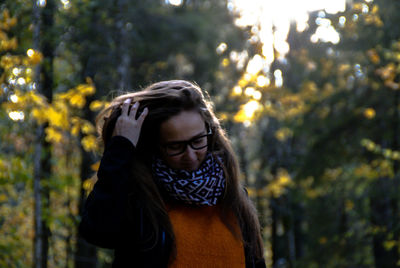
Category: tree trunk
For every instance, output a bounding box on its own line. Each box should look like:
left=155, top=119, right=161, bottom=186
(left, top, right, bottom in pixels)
left=74, top=61, right=97, bottom=268
left=32, top=0, right=55, bottom=267
left=74, top=135, right=97, bottom=268
left=286, top=197, right=296, bottom=267
left=270, top=198, right=279, bottom=266
left=74, top=2, right=102, bottom=266
left=32, top=1, right=44, bottom=267
left=238, top=128, right=250, bottom=186
left=370, top=87, right=400, bottom=267
left=115, top=0, right=131, bottom=90
left=370, top=177, right=398, bottom=268
left=293, top=203, right=304, bottom=259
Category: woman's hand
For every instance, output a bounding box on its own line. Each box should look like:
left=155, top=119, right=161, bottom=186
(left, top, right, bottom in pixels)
left=112, top=99, right=148, bottom=147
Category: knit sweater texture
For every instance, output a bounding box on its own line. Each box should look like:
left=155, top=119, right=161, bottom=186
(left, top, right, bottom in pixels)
left=168, top=204, right=245, bottom=268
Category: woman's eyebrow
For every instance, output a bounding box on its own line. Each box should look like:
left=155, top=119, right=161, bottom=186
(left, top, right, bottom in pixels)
left=165, top=130, right=207, bottom=144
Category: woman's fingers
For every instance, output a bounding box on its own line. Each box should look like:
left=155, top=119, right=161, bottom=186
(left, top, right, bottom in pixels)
left=121, top=98, right=131, bottom=116
left=137, top=107, right=148, bottom=125
left=113, top=100, right=148, bottom=147
left=129, top=101, right=139, bottom=119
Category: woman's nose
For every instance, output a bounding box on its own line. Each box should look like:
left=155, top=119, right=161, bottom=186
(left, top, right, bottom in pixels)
left=183, top=145, right=197, bottom=160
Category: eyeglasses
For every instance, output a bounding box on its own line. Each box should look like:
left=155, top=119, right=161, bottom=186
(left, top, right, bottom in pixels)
left=161, top=129, right=212, bottom=156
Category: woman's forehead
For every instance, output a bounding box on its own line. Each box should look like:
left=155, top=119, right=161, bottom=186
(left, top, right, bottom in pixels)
left=160, top=111, right=206, bottom=142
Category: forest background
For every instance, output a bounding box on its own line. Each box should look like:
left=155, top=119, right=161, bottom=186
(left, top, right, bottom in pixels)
left=1, top=0, right=400, bottom=267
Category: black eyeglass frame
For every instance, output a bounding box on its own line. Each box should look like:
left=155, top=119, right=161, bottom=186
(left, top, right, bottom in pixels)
left=160, top=128, right=213, bottom=156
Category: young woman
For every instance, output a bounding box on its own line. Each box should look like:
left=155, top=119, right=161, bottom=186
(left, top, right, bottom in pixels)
left=79, top=80, right=266, bottom=267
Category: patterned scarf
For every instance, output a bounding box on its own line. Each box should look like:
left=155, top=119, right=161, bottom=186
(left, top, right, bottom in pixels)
left=152, top=154, right=225, bottom=206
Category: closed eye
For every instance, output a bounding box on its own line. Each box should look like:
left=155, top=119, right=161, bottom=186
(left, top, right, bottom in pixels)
left=165, top=143, right=185, bottom=150
left=191, top=136, right=206, bottom=145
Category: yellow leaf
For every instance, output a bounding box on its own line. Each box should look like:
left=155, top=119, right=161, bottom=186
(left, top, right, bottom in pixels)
left=7, top=17, right=17, bottom=28
left=371, top=5, right=379, bottom=14
left=383, top=149, right=392, bottom=158
left=301, top=81, right=318, bottom=94
left=361, top=139, right=376, bottom=151
left=246, top=187, right=256, bottom=198
left=71, top=123, right=80, bottom=136
left=319, top=237, right=327, bottom=245
left=222, top=58, right=229, bottom=67
left=338, top=64, right=351, bottom=73
left=2, top=9, right=10, bottom=20
left=305, top=189, right=319, bottom=199
left=28, top=91, right=47, bottom=106
left=81, top=121, right=95, bottom=134
left=345, top=200, right=354, bottom=211
left=0, top=159, right=7, bottom=171
left=238, top=78, right=248, bottom=88
left=383, top=240, right=397, bottom=250
left=218, top=112, right=228, bottom=121
left=45, top=127, right=63, bottom=143
left=69, top=93, right=86, bottom=108
left=85, top=76, right=94, bottom=85
left=376, top=63, right=396, bottom=80
left=0, top=37, right=17, bottom=51
left=367, top=49, right=380, bottom=64
left=57, top=91, right=73, bottom=100
left=0, top=54, right=21, bottom=69
left=267, top=169, right=293, bottom=198
left=392, top=151, right=400, bottom=160
left=31, top=108, right=48, bottom=124
left=9, top=37, right=17, bottom=50
left=233, top=109, right=247, bottom=123
left=83, top=176, right=98, bottom=195
left=89, top=100, right=105, bottom=111
left=91, top=161, right=100, bottom=171
left=277, top=174, right=291, bottom=186
left=81, top=135, right=98, bottom=152
left=26, top=49, right=43, bottom=65
left=0, top=30, right=7, bottom=41
left=364, top=108, right=376, bottom=119
left=76, top=84, right=95, bottom=96
left=0, top=194, right=7, bottom=202
left=47, top=107, right=69, bottom=129
left=275, top=128, right=293, bottom=141
left=277, top=169, right=293, bottom=187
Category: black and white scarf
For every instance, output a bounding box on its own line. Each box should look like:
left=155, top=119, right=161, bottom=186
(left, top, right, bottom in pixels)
left=152, top=154, right=225, bottom=206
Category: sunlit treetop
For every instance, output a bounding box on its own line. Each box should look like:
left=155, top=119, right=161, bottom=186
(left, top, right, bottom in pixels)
left=165, top=0, right=183, bottom=7
left=229, top=0, right=345, bottom=59
left=225, top=0, right=379, bottom=127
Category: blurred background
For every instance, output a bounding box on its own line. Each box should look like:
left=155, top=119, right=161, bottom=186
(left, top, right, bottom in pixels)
left=1, top=0, right=399, bottom=267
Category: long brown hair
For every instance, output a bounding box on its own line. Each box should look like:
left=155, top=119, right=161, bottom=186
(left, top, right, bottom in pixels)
left=96, top=80, right=264, bottom=259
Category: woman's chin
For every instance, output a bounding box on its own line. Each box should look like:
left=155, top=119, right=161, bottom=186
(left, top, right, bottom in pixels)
left=179, top=162, right=200, bottom=172
left=182, top=165, right=198, bottom=172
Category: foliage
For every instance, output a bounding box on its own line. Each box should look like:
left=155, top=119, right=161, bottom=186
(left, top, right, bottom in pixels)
left=4, top=0, right=400, bottom=267
left=226, top=0, right=400, bottom=266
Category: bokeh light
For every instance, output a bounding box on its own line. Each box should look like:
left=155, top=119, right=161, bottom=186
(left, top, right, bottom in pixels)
left=166, top=0, right=183, bottom=6
left=8, top=111, right=25, bottom=121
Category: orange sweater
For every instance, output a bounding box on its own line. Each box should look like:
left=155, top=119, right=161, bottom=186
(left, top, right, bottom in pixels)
left=167, top=204, right=245, bottom=268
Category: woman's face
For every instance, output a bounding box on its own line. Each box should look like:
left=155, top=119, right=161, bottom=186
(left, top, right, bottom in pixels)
left=159, top=110, right=208, bottom=171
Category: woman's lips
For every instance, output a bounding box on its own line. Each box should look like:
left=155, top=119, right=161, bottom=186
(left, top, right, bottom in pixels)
left=181, top=161, right=199, bottom=171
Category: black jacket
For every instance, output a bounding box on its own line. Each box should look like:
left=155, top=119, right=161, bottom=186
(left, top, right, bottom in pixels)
left=79, top=136, right=266, bottom=267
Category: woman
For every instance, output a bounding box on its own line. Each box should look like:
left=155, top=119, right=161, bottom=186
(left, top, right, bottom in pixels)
left=79, top=80, right=266, bottom=267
